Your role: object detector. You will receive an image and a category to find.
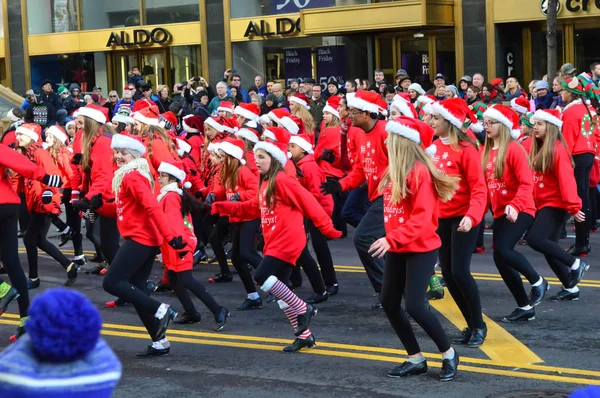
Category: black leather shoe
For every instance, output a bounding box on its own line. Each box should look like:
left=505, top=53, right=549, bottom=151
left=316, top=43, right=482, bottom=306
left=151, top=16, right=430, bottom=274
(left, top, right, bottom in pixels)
left=173, top=312, right=201, bottom=324
left=155, top=306, right=177, bottom=340
left=372, top=300, right=383, bottom=310
left=136, top=345, right=170, bottom=358
left=549, top=289, right=580, bottom=301
left=73, top=257, right=87, bottom=267
left=235, top=298, right=262, bottom=311
left=568, top=260, right=590, bottom=288
left=567, top=244, right=591, bottom=257
left=58, top=231, right=72, bottom=247
left=502, top=307, right=535, bottom=323
left=387, top=360, right=428, bottom=377
left=84, top=263, right=105, bottom=275
left=426, top=289, right=444, bottom=300
left=0, top=287, right=20, bottom=316
left=154, top=282, right=172, bottom=292
left=214, top=307, right=230, bottom=332
left=305, top=292, right=328, bottom=304
left=467, top=325, right=487, bottom=347
left=88, top=254, right=104, bottom=263
left=295, top=304, right=317, bottom=336
left=283, top=334, right=316, bottom=352
left=208, top=273, right=233, bottom=283
left=439, top=351, right=459, bottom=381
left=529, top=278, right=549, bottom=306
left=326, top=284, right=339, bottom=296
left=27, top=278, right=40, bottom=290
left=452, top=328, right=472, bottom=345
left=65, top=263, right=78, bottom=286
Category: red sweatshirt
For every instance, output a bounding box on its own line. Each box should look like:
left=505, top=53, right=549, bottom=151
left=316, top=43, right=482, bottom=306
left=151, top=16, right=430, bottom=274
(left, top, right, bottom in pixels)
left=186, top=134, right=203, bottom=164
left=485, top=142, right=536, bottom=219
left=519, top=135, right=533, bottom=155
left=82, top=133, right=114, bottom=208
left=115, top=170, right=176, bottom=247
left=212, top=171, right=341, bottom=264
left=315, top=126, right=344, bottom=178
left=383, top=162, right=441, bottom=253
left=532, top=141, right=581, bottom=215
left=296, top=154, right=334, bottom=216
left=345, top=124, right=362, bottom=169
left=561, top=100, right=596, bottom=155
left=245, top=150, right=258, bottom=176
left=24, top=145, right=61, bottom=215
left=54, top=148, right=74, bottom=189
left=143, top=135, right=179, bottom=195
left=431, top=139, right=487, bottom=225
left=0, top=144, right=46, bottom=205
left=339, top=120, right=388, bottom=201
left=159, top=190, right=197, bottom=272
left=213, top=165, right=258, bottom=223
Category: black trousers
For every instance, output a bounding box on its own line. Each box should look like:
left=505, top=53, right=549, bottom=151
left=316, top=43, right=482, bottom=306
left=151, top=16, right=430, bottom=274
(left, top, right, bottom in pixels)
left=51, top=213, right=68, bottom=232
left=230, top=219, right=262, bottom=294
left=168, top=270, right=220, bottom=318
left=438, top=217, right=485, bottom=329
left=85, top=216, right=104, bottom=262
left=62, top=188, right=83, bottom=257
left=527, top=207, right=575, bottom=288
left=18, top=192, right=30, bottom=233
left=207, top=215, right=230, bottom=275
left=254, top=255, right=293, bottom=287
left=23, top=212, right=71, bottom=279
left=99, top=215, right=120, bottom=264
left=326, top=177, right=348, bottom=237
left=573, top=153, right=594, bottom=247
left=291, top=245, right=327, bottom=295
left=307, top=219, right=337, bottom=286
left=102, top=239, right=161, bottom=340
left=381, top=250, right=451, bottom=355
left=0, top=205, right=29, bottom=317
left=493, top=214, right=539, bottom=307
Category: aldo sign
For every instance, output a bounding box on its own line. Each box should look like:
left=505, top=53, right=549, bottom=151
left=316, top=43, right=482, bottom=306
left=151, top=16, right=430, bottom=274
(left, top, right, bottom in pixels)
left=106, top=28, right=171, bottom=47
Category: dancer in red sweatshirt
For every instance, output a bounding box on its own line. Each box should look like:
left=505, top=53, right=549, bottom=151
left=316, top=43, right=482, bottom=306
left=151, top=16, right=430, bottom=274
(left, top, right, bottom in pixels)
left=212, top=139, right=341, bottom=352
left=369, top=116, right=460, bottom=381
left=525, top=109, right=590, bottom=301
left=482, top=104, right=547, bottom=322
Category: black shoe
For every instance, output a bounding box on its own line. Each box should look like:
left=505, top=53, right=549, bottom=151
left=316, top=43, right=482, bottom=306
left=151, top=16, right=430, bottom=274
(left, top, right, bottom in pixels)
left=568, top=260, right=590, bottom=288
left=84, top=263, right=105, bottom=275
left=283, top=334, right=316, bottom=353
left=214, top=307, right=230, bottom=332
left=439, top=351, right=459, bottom=381
left=529, top=278, right=549, bottom=306
left=146, top=280, right=157, bottom=292
left=452, top=328, right=472, bottom=345
left=58, top=231, right=72, bottom=247
left=326, top=284, right=339, bottom=296
left=549, top=289, right=580, bottom=301
left=387, top=360, right=428, bottom=377
left=17, top=231, right=25, bottom=238
left=467, top=325, right=487, bottom=347
left=295, top=304, right=317, bottom=336
left=88, top=254, right=104, bottom=263
left=567, top=244, right=591, bottom=257
left=27, top=278, right=40, bottom=290
left=426, top=289, right=444, bottom=300
left=65, top=263, right=78, bottom=286
left=266, top=294, right=276, bottom=304
left=305, top=292, right=328, bottom=304
left=208, top=273, right=233, bottom=283
left=502, top=307, right=535, bottom=323
left=155, top=306, right=177, bottom=340
left=73, top=257, right=87, bottom=267
left=173, top=312, right=201, bottom=324
left=136, top=345, right=170, bottom=357
left=235, top=298, right=262, bottom=311
left=154, top=282, right=172, bottom=292
left=372, top=300, right=382, bottom=310
left=0, top=287, right=20, bottom=316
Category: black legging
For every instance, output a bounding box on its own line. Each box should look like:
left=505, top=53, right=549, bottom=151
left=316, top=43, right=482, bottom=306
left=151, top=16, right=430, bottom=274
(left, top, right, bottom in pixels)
left=492, top=214, right=540, bottom=307
left=527, top=207, right=575, bottom=288
left=206, top=215, right=230, bottom=275
left=0, top=205, right=29, bottom=317
left=102, top=239, right=162, bottom=340
left=254, top=255, right=293, bottom=286
left=307, top=219, right=337, bottom=286
left=99, top=215, right=120, bottom=264
left=85, top=216, right=104, bottom=262
left=290, top=246, right=327, bottom=295
left=381, top=250, right=451, bottom=355
left=230, top=219, right=262, bottom=294
left=18, top=192, right=30, bottom=233
left=23, top=212, right=72, bottom=279
left=438, top=217, right=485, bottom=329
left=326, top=177, right=348, bottom=238
left=51, top=214, right=68, bottom=232
left=168, top=269, right=220, bottom=318
left=573, top=153, right=594, bottom=247
left=62, top=188, right=83, bottom=257
left=590, top=187, right=597, bottom=229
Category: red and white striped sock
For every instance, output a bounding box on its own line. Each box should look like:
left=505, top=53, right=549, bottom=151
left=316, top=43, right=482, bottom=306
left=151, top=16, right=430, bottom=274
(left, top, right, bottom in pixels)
left=268, top=279, right=307, bottom=314
left=279, top=300, right=311, bottom=339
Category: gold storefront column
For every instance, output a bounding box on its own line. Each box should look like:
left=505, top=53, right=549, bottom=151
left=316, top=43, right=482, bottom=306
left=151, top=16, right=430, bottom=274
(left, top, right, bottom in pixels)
left=200, top=0, right=209, bottom=81
left=564, top=23, right=575, bottom=64
left=485, top=0, right=496, bottom=81
left=454, top=0, right=464, bottom=80
left=522, top=27, right=532, bottom=87
left=428, top=35, right=437, bottom=80
left=223, top=0, right=232, bottom=70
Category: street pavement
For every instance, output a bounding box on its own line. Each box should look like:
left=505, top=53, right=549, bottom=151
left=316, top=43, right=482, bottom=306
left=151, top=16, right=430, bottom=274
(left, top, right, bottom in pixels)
left=1, top=221, right=600, bottom=398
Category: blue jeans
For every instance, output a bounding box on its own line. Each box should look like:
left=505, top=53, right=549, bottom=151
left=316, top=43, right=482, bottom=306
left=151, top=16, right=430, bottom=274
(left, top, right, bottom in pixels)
left=342, top=185, right=371, bottom=228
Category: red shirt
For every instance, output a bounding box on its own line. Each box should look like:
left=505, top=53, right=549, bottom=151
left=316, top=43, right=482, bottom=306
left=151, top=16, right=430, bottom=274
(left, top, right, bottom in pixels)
left=431, top=139, right=487, bottom=225
left=383, top=162, right=441, bottom=253
left=159, top=190, right=197, bottom=272
left=315, top=126, right=344, bottom=178
left=245, top=150, right=258, bottom=176
left=186, top=134, right=203, bottom=164
left=0, top=144, right=45, bottom=205
left=340, top=120, right=388, bottom=201
left=561, top=100, right=596, bottom=156
left=213, top=165, right=258, bottom=223
left=23, top=145, right=61, bottom=215
left=519, top=135, right=533, bottom=155
left=82, top=133, right=115, bottom=212
left=485, top=142, right=536, bottom=219
left=532, top=141, right=581, bottom=215
left=143, top=135, right=179, bottom=195
left=296, top=154, right=334, bottom=216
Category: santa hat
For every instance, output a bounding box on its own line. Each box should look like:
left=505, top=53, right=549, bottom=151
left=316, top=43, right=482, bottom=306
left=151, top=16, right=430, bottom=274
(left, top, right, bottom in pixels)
left=16, top=123, right=41, bottom=142
left=386, top=116, right=437, bottom=156
left=279, top=115, right=300, bottom=135
left=218, top=138, right=246, bottom=165
left=204, top=116, right=226, bottom=133
left=134, top=106, right=161, bottom=126
left=347, top=90, right=380, bottom=113
left=234, top=103, right=260, bottom=122
left=268, top=108, right=291, bottom=125
left=111, top=133, right=146, bottom=155
left=259, top=114, right=271, bottom=125
left=390, top=100, right=417, bottom=119
left=46, top=125, right=68, bottom=145
left=263, top=126, right=291, bottom=144
left=289, top=133, right=314, bottom=154
left=289, top=93, right=310, bottom=110
left=393, top=92, right=412, bottom=103
left=465, top=106, right=484, bottom=133
left=182, top=115, right=203, bottom=133
left=217, top=101, right=235, bottom=114
left=112, top=113, right=134, bottom=125
left=254, top=140, right=288, bottom=166
left=222, top=117, right=239, bottom=134
left=377, top=98, right=389, bottom=117
left=158, top=160, right=188, bottom=186
left=431, top=98, right=471, bottom=129
left=408, top=83, right=426, bottom=96
left=78, top=104, right=108, bottom=124
left=160, top=111, right=179, bottom=131
left=510, top=96, right=530, bottom=115
left=236, top=127, right=260, bottom=144
left=176, top=138, right=192, bottom=157
left=323, top=96, right=341, bottom=119
left=132, top=99, right=155, bottom=113
left=483, top=104, right=521, bottom=139
left=207, top=142, right=222, bottom=153
left=491, top=78, right=504, bottom=87
left=531, top=109, right=563, bottom=129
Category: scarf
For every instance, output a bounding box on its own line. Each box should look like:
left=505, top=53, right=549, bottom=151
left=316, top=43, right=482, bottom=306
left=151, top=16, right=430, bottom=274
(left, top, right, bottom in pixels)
left=157, top=182, right=182, bottom=202
left=112, top=157, right=153, bottom=198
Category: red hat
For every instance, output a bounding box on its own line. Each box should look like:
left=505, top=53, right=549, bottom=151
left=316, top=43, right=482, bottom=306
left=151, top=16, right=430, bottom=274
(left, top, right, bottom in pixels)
left=111, top=133, right=146, bottom=155
left=222, top=117, right=239, bottom=134
left=16, top=123, right=42, bottom=142
left=289, top=133, right=314, bottom=154
left=431, top=98, right=473, bottom=129
left=204, top=116, right=227, bottom=133
left=390, top=100, right=418, bottom=119
left=289, top=93, right=310, bottom=110
left=268, top=108, right=291, bottom=125
left=263, top=126, right=290, bottom=144
left=531, top=109, right=563, bottom=129
left=254, top=140, right=289, bottom=166
left=78, top=104, right=108, bottom=124
left=182, top=115, right=203, bottom=133
left=132, top=99, right=154, bottom=113
left=134, top=106, right=161, bottom=126
left=510, top=96, right=530, bottom=115
left=323, top=96, right=341, bottom=119
left=491, top=78, right=504, bottom=87
left=386, top=116, right=437, bottom=156
left=176, top=138, right=192, bottom=157
left=377, top=98, right=389, bottom=117
left=217, top=101, right=235, bottom=114
left=347, top=90, right=381, bottom=113
left=236, top=126, right=260, bottom=144
left=234, top=103, right=260, bottom=122
left=46, top=125, right=69, bottom=145
left=394, top=92, right=412, bottom=103
left=483, top=104, right=521, bottom=139
left=218, top=138, right=246, bottom=165
left=158, top=160, right=187, bottom=184
left=279, top=115, right=300, bottom=135
left=160, top=111, right=179, bottom=130
left=464, top=103, right=484, bottom=133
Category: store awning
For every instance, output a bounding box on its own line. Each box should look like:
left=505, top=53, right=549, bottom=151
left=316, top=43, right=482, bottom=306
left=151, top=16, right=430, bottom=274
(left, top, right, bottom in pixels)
left=493, top=0, right=600, bottom=23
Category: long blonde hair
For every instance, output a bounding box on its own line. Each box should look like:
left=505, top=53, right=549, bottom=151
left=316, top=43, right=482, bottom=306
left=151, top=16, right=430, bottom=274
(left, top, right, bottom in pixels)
left=443, top=121, right=478, bottom=151
left=295, top=106, right=315, bottom=133
left=530, top=122, right=573, bottom=173
left=481, top=123, right=517, bottom=178
left=135, top=123, right=178, bottom=160
left=378, top=134, right=459, bottom=204
left=82, top=118, right=115, bottom=173
left=325, top=113, right=341, bottom=129
left=47, top=135, right=67, bottom=164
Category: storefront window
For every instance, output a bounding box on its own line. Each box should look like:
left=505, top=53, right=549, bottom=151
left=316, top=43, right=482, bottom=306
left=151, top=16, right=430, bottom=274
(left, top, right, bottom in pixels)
left=28, top=0, right=78, bottom=34
left=531, top=29, right=563, bottom=81
left=575, top=29, right=600, bottom=76
left=81, top=0, right=140, bottom=30
left=144, top=0, right=200, bottom=25
left=400, top=38, right=430, bottom=86
left=436, top=38, right=456, bottom=85
left=170, top=45, right=201, bottom=85
left=230, top=0, right=367, bottom=19
left=30, top=53, right=96, bottom=91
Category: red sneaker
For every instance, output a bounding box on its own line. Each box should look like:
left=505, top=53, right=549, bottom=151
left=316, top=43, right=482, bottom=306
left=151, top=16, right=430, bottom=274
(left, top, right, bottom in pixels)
left=9, top=334, right=16, bottom=343
left=99, top=268, right=107, bottom=275
left=105, top=301, right=117, bottom=308
left=475, top=247, right=485, bottom=254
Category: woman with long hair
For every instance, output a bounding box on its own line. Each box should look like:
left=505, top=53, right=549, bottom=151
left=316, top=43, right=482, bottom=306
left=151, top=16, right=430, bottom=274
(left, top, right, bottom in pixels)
left=154, top=84, right=172, bottom=114
left=526, top=109, right=590, bottom=301
left=370, top=116, right=460, bottom=380
left=289, top=93, right=315, bottom=134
